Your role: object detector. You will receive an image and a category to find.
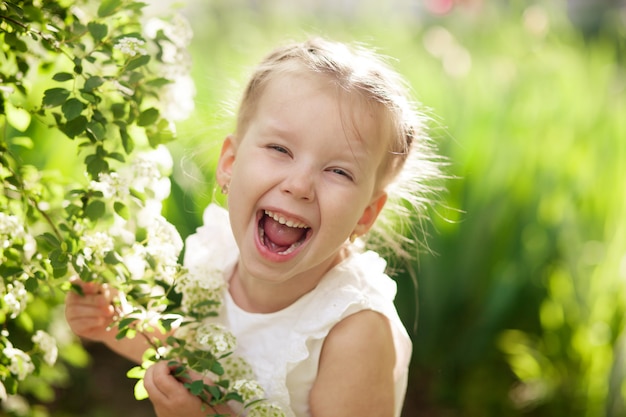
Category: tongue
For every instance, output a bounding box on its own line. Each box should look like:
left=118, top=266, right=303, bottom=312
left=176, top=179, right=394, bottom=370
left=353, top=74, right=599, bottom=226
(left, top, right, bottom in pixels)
left=263, top=215, right=306, bottom=249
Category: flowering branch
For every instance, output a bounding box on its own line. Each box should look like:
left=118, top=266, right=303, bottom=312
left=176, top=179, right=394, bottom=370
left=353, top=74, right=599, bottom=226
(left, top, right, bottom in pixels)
left=1, top=1, right=286, bottom=416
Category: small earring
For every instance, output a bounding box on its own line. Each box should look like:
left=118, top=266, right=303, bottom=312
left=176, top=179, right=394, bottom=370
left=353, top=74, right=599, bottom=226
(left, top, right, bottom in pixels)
left=221, top=183, right=229, bottom=195
left=349, top=232, right=358, bottom=243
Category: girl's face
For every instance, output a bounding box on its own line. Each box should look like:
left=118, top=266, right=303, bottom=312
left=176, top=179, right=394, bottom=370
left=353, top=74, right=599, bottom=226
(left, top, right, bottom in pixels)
left=218, top=72, right=389, bottom=290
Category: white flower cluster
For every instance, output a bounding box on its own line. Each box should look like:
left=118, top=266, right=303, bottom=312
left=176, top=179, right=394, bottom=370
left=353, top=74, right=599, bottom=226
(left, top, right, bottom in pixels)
left=88, top=146, right=172, bottom=206
left=176, top=322, right=237, bottom=358
left=195, top=323, right=237, bottom=357
left=0, top=213, right=24, bottom=248
left=0, top=393, right=29, bottom=415
left=80, top=231, right=114, bottom=265
left=0, top=329, right=57, bottom=416
left=3, top=278, right=28, bottom=319
left=0, top=212, right=36, bottom=262
left=89, top=172, right=129, bottom=200
left=232, top=379, right=265, bottom=402
left=32, top=330, right=58, bottom=366
left=2, top=342, right=34, bottom=381
left=220, top=356, right=256, bottom=381
left=114, top=37, right=147, bottom=57
left=1, top=2, right=198, bottom=412
left=174, top=265, right=226, bottom=316
left=84, top=146, right=181, bottom=284
left=145, top=215, right=183, bottom=283
left=168, top=319, right=286, bottom=416
left=131, top=150, right=172, bottom=199
left=143, top=14, right=195, bottom=121
left=247, top=402, right=288, bottom=417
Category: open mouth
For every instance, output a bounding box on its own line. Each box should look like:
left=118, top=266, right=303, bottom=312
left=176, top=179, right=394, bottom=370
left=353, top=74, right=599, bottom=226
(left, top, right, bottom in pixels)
left=258, top=209, right=311, bottom=255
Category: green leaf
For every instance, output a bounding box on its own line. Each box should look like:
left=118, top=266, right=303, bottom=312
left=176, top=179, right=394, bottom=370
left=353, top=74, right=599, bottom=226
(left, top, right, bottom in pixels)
left=70, top=282, right=85, bottom=296
left=120, top=126, right=134, bottom=153
left=207, top=385, right=223, bottom=400
left=80, top=91, right=99, bottom=104
left=215, top=380, right=230, bottom=389
left=108, top=152, right=125, bottom=162
left=5, top=104, right=31, bottom=131
left=137, top=108, right=159, bottom=127
left=9, top=136, right=34, bottom=149
left=113, top=201, right=129, bottom=219
left=145, top=77, right=171, bottom=87
left=210, top=360, right=224, bottom=376
left=62, top=98, right=85, bottom=120
left=4, top=2, right=24, bottom=17
left=49, top=249, right=69, bottom=276
left=42, top=88, right=71, bottom=108
left=62, top=115, right=88, bottom=138
left=85, top=200, right=106, bottom=221
left=125, top=54, right=150, bottom=71
left=186, top=380, right=206, bottom=396
left=4, top=32, right=27, bottom=52
left=147, top=120, right=175, bottom=146
left=97, top=0, right=122, bottom=17
left=127, top=71, right=145, bottom=84
left=126, top=366, right=146, bottom=379
left=111, top=103, right=126, bottom=119
left=84, top=76, right=105, bottom=92
left=53, top=72, right=74, bottom=82
left=118, top=317, right=138, bottom=329
left=3, top=375, right=18, bottom=395
left=86, top=156, right=109, bottom=178
left=73, top=57, right=83, bottom=74
left=133, top=379, right=149, bottom=400
left=87, top=21, right=108, bottom=42
left=86, top=120, right=106, bottom=141
left=37, top=232, right=61, bottom=249
left=104, top=250, right=121, bottom=264
left=24, top=276, right=39, bottom=292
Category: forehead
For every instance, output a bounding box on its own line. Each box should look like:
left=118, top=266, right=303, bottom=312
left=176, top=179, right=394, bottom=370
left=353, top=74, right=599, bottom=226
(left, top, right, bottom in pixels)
left=252, top=71, right=391, bottom=153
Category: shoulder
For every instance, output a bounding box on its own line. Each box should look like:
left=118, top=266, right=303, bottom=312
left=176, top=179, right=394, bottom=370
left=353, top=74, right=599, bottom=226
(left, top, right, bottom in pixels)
left=324, top=309, right=395, bottom=354
left=310, top=310, right=396, bottom=417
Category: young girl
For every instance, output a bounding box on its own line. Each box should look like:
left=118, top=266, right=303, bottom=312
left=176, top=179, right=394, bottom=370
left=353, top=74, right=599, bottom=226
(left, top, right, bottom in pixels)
left=65, top=37, right=443, bottom=417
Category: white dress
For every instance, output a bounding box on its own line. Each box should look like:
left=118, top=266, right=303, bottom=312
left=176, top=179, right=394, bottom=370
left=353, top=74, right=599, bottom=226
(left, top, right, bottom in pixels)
left=184, top=204, right=412, bottom=417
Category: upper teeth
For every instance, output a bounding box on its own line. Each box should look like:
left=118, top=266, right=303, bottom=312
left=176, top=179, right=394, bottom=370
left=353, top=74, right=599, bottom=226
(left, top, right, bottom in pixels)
left=265, top=210, right=308, bottom=228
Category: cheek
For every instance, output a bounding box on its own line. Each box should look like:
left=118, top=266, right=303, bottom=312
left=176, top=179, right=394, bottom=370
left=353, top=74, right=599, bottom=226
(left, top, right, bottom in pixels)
left=321, top=196, right=364, bottom=233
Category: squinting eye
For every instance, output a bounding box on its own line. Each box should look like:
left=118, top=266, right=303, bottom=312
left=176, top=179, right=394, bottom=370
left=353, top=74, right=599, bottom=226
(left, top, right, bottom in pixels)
left=330, top=168, right=353, bottom=181
left=268, top=145, right=290, bottom=155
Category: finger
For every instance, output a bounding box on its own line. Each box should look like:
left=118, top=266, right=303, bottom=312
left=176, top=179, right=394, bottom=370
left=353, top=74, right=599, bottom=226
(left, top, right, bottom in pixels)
left=145, top=361, right=177, bottom=400
left=68, top=278, right=101, bottom=295
left=66, top=292, right=115, bottom=311
left=146, top=363, right=205, bottom=416
left=65, top=300, right=115, bottom=333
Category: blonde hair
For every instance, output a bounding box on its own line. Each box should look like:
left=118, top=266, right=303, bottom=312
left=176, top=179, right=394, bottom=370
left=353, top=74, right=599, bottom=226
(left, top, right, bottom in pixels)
left=235, top=37, right=445, bottom=259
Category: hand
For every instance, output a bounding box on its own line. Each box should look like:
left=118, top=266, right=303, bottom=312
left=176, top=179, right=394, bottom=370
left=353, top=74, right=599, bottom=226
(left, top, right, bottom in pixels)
left=64, top=279, right=117, bottom=343
left=144, top=361, right=220, bottom=417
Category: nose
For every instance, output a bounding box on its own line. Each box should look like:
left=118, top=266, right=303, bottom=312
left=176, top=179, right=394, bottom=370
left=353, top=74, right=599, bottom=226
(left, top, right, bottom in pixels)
left=281, top=168, right=315, bottom=201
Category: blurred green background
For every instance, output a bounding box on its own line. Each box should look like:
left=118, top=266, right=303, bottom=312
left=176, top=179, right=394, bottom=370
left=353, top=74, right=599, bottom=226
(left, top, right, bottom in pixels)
left=18, top=0, right=626, bottom=416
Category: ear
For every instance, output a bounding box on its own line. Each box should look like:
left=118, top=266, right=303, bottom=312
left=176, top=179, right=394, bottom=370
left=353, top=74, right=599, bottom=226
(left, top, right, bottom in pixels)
left=216, top=134, right=237, bottom=187
left=354, top=191, right=388, bottom=236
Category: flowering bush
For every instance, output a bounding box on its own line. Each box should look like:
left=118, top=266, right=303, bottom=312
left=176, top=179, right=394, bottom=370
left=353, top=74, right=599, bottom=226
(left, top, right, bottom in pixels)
left=0, top=1, right=284, bottom=416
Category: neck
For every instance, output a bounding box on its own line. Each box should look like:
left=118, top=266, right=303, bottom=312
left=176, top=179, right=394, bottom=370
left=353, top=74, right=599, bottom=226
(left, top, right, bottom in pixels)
left=229, top=248, right=350, bottom=313
left=228, top=267, right=307, bottom=313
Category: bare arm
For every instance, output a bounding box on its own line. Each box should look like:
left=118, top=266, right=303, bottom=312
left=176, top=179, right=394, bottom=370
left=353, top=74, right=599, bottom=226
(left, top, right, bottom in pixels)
left=310, top=310, right=396, bottom=417
left=65, top=280, right=168, bottom=364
